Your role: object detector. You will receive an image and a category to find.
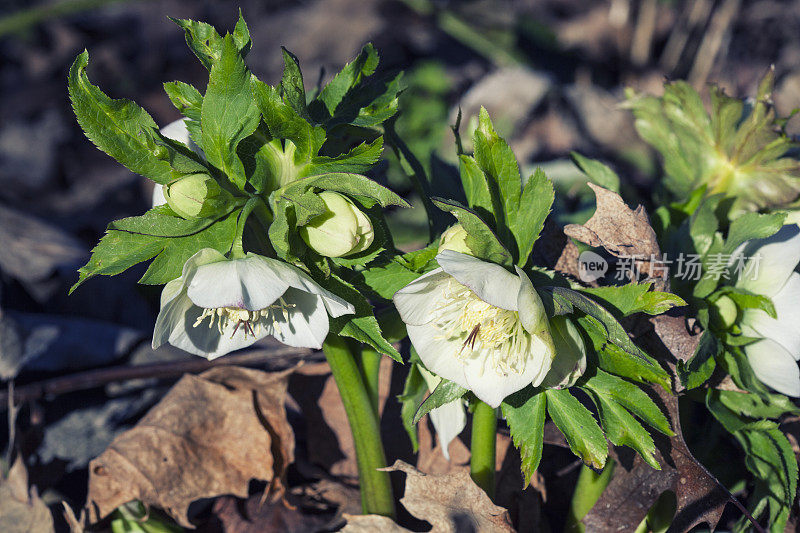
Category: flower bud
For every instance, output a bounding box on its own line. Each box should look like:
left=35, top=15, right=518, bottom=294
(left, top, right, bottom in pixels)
left=300, top=191, right=374, bottom=257
left=163, top=173, right=229, bottom=219
left=438, top=224, right=471, bottom=255
left=714, top=295, right=738, bottom=329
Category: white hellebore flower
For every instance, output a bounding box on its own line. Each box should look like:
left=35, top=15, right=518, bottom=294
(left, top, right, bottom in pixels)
left=393, top=250, right=556, bottom=408
left=153, top=248, right=354, bottom=359
left=731, top=224, right=800, bottom=396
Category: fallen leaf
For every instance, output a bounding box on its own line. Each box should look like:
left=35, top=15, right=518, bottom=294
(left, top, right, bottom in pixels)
left=564, top=183, right=667, bottom=288
left=344, top=460, right=516, bottom=532
left=0, top=456, right=55, bottom=533
left=85, top=365, right=295, bottom=528
left=342, top=513, right=411, bottom=532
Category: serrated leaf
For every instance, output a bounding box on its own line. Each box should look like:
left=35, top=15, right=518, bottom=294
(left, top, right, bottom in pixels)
left=713, top=286, right=776, bottom=318
left=583, top=370, right=672, bottom=436
left=286, top=172, right=409, bottom=208
left=360, top=260, right=426, bottom=300
left=713, top=389, right=800, bottom=421
left=578, top=316, right=671, bottom=390
left=545, top=388, right=607, bottom=469
left=108, top=206, right=235, bottom=237
left=68, top=51, right=174, bottom=184
left=399, top=362, right=428, bottom=452
left=432, top=198, right=512, bottom=265
left=412, top=378, right=468, bottom=424
left=458, top=155, right=497, bottom=218
left=580, top=283, right=686, bottom=317
left=163, top=81, right=204, bottom=145
left=473, top=107, right=520, bottom=242
left=585, top=387, right=660, bottom=469
left=570, top=152, right=621, bottom=193
left=72, top=209, right=238, bottom=291
left=280, top=48, right=309, bottom=120
left=513, top=168, right=554, bottom=268
left=171, top=13, right=250, bottom=70
left=200, top=35, right=260, bottom=191
left=314, top=43, right=379, bottom=118
left=502, top=387, right=546, bottom=484
left=303, top=138, right=384, bottom=177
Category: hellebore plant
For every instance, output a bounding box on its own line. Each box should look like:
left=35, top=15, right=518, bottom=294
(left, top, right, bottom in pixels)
left=68, top=12, right=687, bottom=525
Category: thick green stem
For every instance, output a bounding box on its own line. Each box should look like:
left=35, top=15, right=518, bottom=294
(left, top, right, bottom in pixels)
left=470, top=401, right=497, bottom=499
left=322, top=336, right=395, bottom=518
left=565, top=460, right=616, bottom=532
left=357, top=347, right=382, bottom=416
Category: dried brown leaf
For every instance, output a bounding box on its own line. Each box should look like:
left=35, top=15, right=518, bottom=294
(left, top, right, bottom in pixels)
left=207, top=493, right=331, bottom=533
left=353, top=460, right=516, bottom=533
left=0, top=456, right=54, bottom=533
left=564, top=183, right=667, bottom=287
left=85, top=365, right=295, bottom=528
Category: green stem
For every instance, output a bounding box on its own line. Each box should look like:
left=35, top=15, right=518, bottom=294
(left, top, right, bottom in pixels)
left=322, top=336, right=395, bottom=518
left=470, top=400, right=497, bottom=499
left=565, top=460, right=616, bottom=532
left=357, top=346, right=382, bottom=416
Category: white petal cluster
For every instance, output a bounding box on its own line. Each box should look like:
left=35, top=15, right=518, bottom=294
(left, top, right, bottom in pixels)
left=394, top=250, right=556, bottom=408
left=733, top=224, right=800, bottom=396
left=153, top=248, right=354, bottom=359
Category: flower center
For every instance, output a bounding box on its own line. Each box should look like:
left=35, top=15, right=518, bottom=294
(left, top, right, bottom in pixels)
left=192, top=298, right=296, bottom=338
left=431, top=279, right=532, bottom=376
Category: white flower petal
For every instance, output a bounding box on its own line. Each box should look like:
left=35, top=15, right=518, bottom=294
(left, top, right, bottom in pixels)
left=462, top=335, right=553, bottom=408
left=393, top=269, right=451, bottom=326
left=742, top=272, right=800, bottom=359
left=187, top=256, right=290, bottom=310
left=515, top=267, right=551, bottom=339
left=436, top=250, right=520, bottom=310
left=745, top=338, right=800, bottom=397
left=735, top=224, right=800, bottom=297
left=267, top=288, right=329, bottom=349
left=152, top=286, right=193, bottom=350
left=160, top=277, right=185, bottom=307
left=256, top=256, right=355, bottom=317
left=406, top=324, right=469, bottom=390
left=428, top=400, right=467, bottom=461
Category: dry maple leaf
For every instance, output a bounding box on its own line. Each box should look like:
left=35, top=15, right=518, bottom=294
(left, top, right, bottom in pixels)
left=0, top=455, right=54, bottom=533
left=343, top=460, right=516, bottom=533
left=85, top=365, right=294, bottom=528
left=564, top=183, right=667, bottom=288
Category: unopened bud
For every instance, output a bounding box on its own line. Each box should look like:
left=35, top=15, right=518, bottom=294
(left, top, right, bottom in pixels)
left=300, top=191, right=374, bottom=257
left=438, top=224, right=471, bottom=255
left=163, top=173, right=228, bottom=219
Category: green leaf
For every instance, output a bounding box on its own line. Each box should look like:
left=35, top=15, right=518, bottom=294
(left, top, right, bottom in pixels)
left=513, top=168, right=554, bottom=268
left=458, top=155, right=497, bottom=218
left=722, top=211, right=786, bottom=255
left=714, top=389, right=800, bottom=420
left=583, top=370, right=672, bottom=436
left=200, top=35, right=261, bottom=191
left=578, top=316, right=671, bottom=390
left=502, top=387, right=546, bottom=484
left=280, top=47, right=309, bottom=120
left=432, top=198, right=512, bottom=265
left=570, top=152, right=621, bottom=193
left=68, top=51, right=174, bottom=184
left=413, top=378, right=468, bottom=424
left=548, top=287, right=653, bottom=363
left=585, top=386, right=660, bottom=469
left=359, top=260, right=428, bottom=300
left=304, top=138, right=384, bottom=177
left=579, top=283, right=686, bottom=317
left=545, top=388, right=607, bottom=469
left=314, top=43, right=379, bottom=118
left=679, top=330, right=719, bottom=390
left=473, top=108, right=520, bottom=240
left=163, top=81, right=203, bottom=143
left=286, top=172, right=409, bottom=208
left=108, top=206, right=235, bottom=237
left=171, top=13, right=250, bottom=70
left=712, top=286, right=777, bottom=318
left=399, top=362, right=428, bottom=452
left=326, top=274, right=403, bottom=362
left=72, top=209, right=238, bottom=291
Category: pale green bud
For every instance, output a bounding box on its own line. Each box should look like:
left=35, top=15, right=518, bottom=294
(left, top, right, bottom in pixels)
left=540, top=316, right=587, bottom=389
left=438, top=224, right=471, bottom=255
left=714, top=295, right=738, bottom=329
left=163, top=173, right=229, bottom=219
left=300, top=191, right=374, bottom=257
